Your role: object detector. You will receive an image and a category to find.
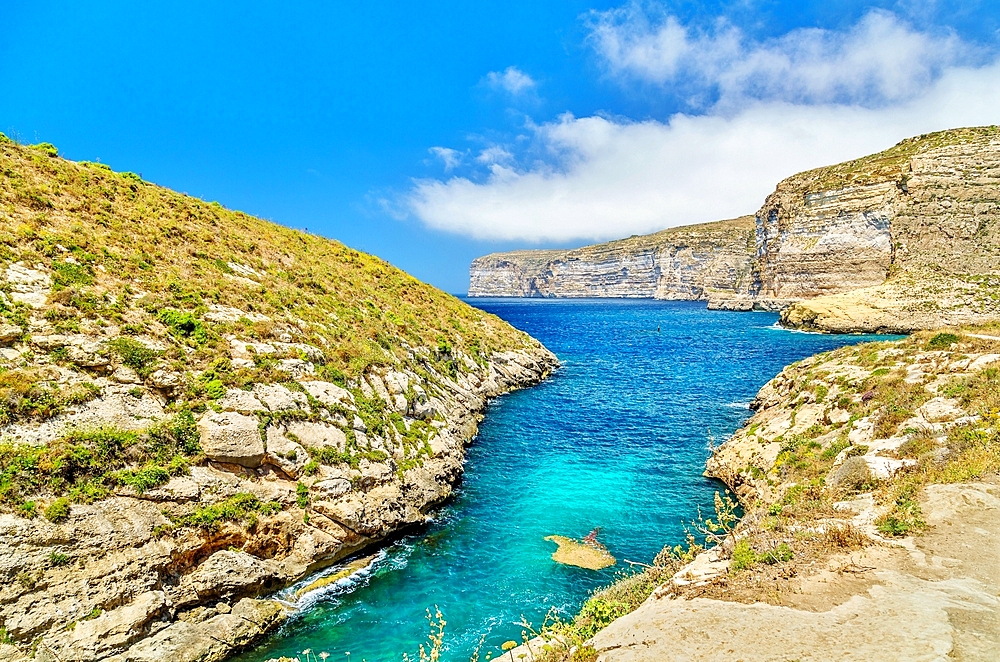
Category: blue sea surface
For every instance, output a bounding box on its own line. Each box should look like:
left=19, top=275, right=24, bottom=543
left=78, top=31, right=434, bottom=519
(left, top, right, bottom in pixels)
left=236, top=299, right=888, bottom=662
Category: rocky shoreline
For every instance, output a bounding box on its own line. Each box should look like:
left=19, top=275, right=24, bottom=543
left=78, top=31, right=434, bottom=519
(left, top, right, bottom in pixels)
left=0, top=341, right=556, bottom=662
left=505, top=326, right=1000, bottom=661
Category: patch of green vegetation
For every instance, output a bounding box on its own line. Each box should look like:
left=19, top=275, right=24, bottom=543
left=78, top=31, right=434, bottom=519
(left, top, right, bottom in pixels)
left=926, top=332, right=960, bottom=350
left=49, top=551, right=70, bottom=567
left=106, top=337, right=161, bottom=378
left=51, top=260, right=94, bottom=289
left=296, top=481, right=309, bottom=508
left=0, top=370, right=103, bottom=426
left=171, top=492, right=282, bottom=531
left=44, top=497, right=70, bottom=522
left=158, top=309, right=209, bottom=345
left=0, top=411, right=199, bottom=509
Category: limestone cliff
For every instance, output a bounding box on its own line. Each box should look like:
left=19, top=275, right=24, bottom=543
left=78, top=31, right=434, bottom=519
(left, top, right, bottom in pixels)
left=759, top=127, right=1000, bottom=330
left=470, top=127, right=1000, bottom=332
left=469, top=217, right=755, bottom=300
left=0, top=136, right=557, bottom=662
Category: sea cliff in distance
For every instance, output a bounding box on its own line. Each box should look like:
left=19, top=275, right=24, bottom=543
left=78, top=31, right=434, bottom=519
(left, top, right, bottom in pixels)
left=470, top=126, right=1000, bottom=333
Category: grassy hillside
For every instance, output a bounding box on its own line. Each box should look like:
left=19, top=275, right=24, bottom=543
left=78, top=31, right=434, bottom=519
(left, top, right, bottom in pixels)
left=0, top=134, right=532, bottom=381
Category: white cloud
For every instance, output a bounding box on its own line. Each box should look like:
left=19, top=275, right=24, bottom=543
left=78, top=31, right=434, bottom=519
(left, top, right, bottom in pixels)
left=485, top=66, right=537, bottom=94
left=476, top=146, right=514, bottom=165
left=429, top=146, right=463, bottom=171
left=587, top=6, right=973, bottom=107
left=404, top=9, right=1000, bottom=243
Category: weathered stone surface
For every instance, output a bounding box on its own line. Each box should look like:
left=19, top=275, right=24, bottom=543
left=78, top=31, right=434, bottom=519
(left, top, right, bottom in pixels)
left=0, top=323, right=22, bottom=344
left=196, top=411, right=265, bottom=467
left=5, top=263, right=51, bottom=308
left=302, top=380, right=353, bottom=408
left=470, top=217, right=755, bottom=299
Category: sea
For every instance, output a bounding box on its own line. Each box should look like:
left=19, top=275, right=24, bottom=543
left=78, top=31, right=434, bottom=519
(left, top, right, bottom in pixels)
left=235, top=299, right=889, bottom=662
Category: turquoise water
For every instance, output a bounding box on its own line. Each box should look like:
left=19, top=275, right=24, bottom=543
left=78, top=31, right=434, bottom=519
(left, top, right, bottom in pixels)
left=237, top=300, right=887, bottom=662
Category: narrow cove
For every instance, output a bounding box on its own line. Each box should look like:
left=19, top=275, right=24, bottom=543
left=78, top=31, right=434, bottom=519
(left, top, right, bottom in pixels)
left=236, top=300, right=889, bottom=662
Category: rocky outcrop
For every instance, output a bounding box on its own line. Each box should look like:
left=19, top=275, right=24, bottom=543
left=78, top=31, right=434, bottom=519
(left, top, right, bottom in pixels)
left=0, top=137, right=559, bottom=662
left=469, top=218, right=755, bottom=301
left=470, top=127, right=1000, bottom=333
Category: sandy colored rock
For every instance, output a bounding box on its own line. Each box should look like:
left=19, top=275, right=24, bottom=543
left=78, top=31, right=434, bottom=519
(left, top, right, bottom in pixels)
left=545, top=535, right=616, bottom=570
left=196, top=411, right=265, bottom=467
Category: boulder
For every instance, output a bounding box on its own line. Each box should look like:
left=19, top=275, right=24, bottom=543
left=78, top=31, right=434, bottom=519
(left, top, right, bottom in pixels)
left=302, top=380, right=354, bottom=409
left=218, top=388, right=264, bottom=413
left=285, top=421, right=347, bottom=452
left=0, top=323, right=22, bottom=345
left=5, top=263, right=51, bottom=309
left=196, top=411, right=264, bottom=467
left=251, top=383, right=306, bottom=411
left=181, top=550, right=277, bottom=602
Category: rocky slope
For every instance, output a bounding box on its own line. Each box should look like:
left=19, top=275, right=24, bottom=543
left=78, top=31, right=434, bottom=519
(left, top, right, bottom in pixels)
left=470, top=127, right=1000, bottom=329
left=468, top=217, right=755, bottom=301
left=503, top=326, right=1000, bottom=660
left=0, top=136, right=557, bottom=661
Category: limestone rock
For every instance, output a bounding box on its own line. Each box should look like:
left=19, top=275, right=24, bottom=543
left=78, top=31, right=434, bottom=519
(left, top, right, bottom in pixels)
left=5, top=263, right=51, bottom=308
left=284, top=421, right=347, bottom=452
left=196, top=411, right=264, bottom=467
left=0, top=323, right=22, bottom=344
left=252, top=383, right=307, bottom=411
left=180, top=551, right=278, bottom=602
left=302, top=380, right=354, bottom=408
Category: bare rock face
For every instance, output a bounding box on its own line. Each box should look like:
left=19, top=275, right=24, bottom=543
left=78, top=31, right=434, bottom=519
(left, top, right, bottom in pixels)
left=196, top=411, right=265, bottom=467
left=469, top=127, right=1000, bottom=333
left=469, top=217, right=755, bottom=300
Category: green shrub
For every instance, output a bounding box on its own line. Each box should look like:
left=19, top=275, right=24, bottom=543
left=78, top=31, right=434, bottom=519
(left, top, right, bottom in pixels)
left=45, top=497, right=71, bottom=522
left=18, top=500, right=37, bottom=518
left=158, top=309, right=208, bottom=345
left=729, top=539, right=756, bottom=573
left=31, top=142, right=58, bottom=157
left=296, top=481, right=309, bottom=508
left=106, top=337, right=161, bottom=378
left=51, top=260, right=95, bottom=289
left=927, top=332, right=960, bottom=350
left=172, top=493, right=282, bottom=530
left=49, top=551, right=70, bottom=566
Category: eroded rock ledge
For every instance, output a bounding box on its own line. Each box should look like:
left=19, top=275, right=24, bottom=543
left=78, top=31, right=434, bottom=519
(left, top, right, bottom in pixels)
left=0, top=339, right=555, bottom=662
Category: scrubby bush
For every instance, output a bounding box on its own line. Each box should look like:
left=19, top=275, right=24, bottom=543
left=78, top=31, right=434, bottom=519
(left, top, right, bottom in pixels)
left=106, top=337, right=161, bottom=378
left=927, top=332, right=960, bottom=350
left=44, top=497, right=71, bottom=522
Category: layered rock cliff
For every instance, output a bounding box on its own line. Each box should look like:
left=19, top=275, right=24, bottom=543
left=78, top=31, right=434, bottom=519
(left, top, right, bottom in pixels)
left=470, top=126, right=1000, bottom=332
left=469, top=217, right=755, bottom=300
left=761, top=127, right=1000, bottom=329
left=0, top=136, right=557, bottom=662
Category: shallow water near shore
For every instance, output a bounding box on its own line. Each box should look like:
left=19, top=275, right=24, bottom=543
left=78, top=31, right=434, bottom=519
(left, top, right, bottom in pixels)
left=236, top=300, right=890, bottom=662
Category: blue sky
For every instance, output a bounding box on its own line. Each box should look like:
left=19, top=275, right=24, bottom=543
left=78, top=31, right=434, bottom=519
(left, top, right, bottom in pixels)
left=3, top=1, right=999, bottom=293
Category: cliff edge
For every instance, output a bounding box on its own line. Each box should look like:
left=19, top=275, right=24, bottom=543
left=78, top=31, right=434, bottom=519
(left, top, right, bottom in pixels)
left=470, top=126, right=1000, bottom=332
left=0, top=136, right=557, bottom=662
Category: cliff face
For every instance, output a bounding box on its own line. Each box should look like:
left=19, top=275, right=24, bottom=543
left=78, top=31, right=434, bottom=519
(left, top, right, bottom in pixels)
left=469, top=127, right=1000, bottom=332
left=0, top=137, right=557, bottom=662
left=760, top=127, right=1000, bottom=329
left=469, top=217, right=755, bottom=300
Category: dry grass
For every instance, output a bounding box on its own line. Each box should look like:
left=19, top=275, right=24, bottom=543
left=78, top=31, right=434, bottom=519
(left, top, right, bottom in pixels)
left=0, top=139, right=536, bottom=379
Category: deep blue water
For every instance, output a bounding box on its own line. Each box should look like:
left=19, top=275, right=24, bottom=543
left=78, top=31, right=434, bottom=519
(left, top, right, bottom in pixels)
left=236, top=300, right=886, bottom=662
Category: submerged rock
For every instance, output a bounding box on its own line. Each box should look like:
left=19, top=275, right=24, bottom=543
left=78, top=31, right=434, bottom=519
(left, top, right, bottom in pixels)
left=544, top=535, right=615, bottom=570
